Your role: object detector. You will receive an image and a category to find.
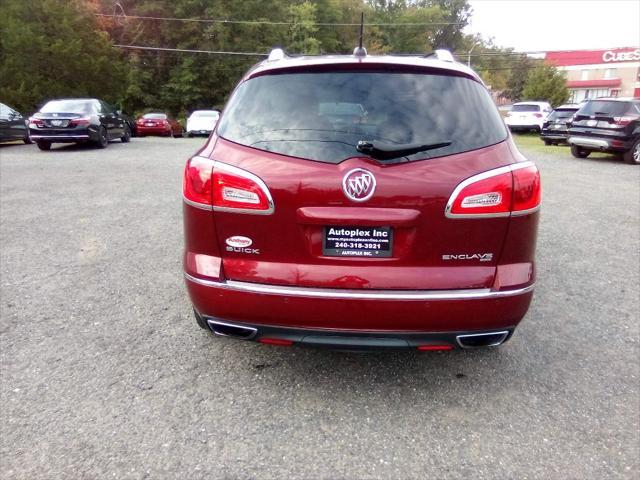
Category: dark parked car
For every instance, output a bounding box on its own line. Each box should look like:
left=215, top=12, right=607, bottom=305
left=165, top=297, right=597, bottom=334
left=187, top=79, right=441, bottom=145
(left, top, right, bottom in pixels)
left=182, top=49, right=541, bottom=351
left=568, top=97, right=640, bottom=164
left=540, top=104, right=580, bottom=145
left=29, top=98, right=131, bottom=151
left=0, top=102, right=32, bottom=144
left=136, top=112, right=183, bottom=137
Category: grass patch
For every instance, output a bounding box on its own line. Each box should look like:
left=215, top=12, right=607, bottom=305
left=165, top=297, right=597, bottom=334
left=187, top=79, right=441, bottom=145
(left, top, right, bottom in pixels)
left=511, top=132, right=614, bottom=159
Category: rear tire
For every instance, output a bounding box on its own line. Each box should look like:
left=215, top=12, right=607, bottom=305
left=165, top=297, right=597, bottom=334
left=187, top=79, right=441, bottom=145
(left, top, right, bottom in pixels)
left=622, top=139, right=640, bottom=165
left=121, top=125, right=131, bottom=143
left=96, top=127, right=108, bottom=149
left=543, top=139, right=552, bottom=146
left=571, top=145, right=590, bottom=158
left=36, top=140, right=51, bottom=151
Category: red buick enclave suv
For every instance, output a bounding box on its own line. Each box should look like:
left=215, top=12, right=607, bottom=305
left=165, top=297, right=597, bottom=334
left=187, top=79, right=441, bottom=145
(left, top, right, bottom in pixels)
left=183, top=49, right=541, bottom=351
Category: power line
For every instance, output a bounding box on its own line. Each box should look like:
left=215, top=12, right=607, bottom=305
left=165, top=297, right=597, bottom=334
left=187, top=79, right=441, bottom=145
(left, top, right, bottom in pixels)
left=96, top=12, right=465, bottom=27
left=114, top=44, right=267, bottom=56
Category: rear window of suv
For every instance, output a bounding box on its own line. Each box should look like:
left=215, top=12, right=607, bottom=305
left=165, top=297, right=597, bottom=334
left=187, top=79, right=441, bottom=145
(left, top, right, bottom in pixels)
left=511, top=104, right=541, bottom=112
left=577, top=100, right=638, bottom=116
left=218, top=70, right=507, bottom=164
left=548, top=109, right=577, bottom=120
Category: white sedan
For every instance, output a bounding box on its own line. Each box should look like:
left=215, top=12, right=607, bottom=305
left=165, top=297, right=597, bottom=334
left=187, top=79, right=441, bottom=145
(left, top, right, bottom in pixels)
left=186, top=110, right=220, bottom=137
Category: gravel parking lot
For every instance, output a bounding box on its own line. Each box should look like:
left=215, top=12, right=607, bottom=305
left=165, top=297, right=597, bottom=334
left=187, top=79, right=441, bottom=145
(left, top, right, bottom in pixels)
left=1, top=137, right=638, bottom=479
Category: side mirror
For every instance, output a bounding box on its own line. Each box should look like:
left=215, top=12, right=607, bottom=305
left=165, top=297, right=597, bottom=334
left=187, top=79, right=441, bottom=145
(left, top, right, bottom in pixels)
left=116, top=109, right=122, bottom=115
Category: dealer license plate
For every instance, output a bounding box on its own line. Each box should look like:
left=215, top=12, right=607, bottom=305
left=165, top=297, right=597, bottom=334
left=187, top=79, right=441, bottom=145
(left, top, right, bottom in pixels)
left=323, top=226, right=392, bottom=258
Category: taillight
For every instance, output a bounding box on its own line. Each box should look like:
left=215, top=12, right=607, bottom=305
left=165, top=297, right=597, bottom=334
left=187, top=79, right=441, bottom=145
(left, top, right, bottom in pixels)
left=29, top=117, right=44, bottom=127
left=533, top=113, right=543, bottom=118
left=613, top=116, right=638, bottom=126
left=136, top=119, right=145, bottom=125
left=212, top=162, right=274, bottom=214
left=182, top=157, right=274, bottom=214
left=183, top=156, right=214, bottom=209
left=69, top=117, right=91, bottom=126
left=445, top=162, right=541, bottom=218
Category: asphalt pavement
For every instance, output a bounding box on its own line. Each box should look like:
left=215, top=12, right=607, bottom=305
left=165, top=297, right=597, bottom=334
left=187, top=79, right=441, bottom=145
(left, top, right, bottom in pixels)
left=1, top=137, right=638, bottom=479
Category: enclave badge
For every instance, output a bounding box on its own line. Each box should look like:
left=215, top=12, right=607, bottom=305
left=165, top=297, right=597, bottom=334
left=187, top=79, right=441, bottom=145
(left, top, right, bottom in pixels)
left=342, top=168, right=376, bottom=202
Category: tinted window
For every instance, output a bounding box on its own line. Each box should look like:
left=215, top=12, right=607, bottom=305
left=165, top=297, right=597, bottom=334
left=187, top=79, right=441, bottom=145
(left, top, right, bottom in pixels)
left=548, top=109, right=577, bottom=120
left=512, top=104, right=541, bottom=112
left=577, top=100, right=634, bottom=116
left=218, top=71, right=507, bottom=164
left=143, top=113, right=167, bottom=119
left=41, top=100, right=96, bottom=114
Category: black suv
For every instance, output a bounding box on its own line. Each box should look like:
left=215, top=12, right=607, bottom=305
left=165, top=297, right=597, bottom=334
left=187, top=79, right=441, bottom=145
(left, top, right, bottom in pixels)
left=568, top=98, right=640, bottom=164
left=29, top=98, right=131, bottom=151
left=540, top=104, right=579, bottom=145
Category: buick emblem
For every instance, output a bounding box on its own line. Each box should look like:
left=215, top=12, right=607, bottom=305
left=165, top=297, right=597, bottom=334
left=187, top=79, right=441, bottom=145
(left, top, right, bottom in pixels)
left=342, top=168, right=376, bottom=202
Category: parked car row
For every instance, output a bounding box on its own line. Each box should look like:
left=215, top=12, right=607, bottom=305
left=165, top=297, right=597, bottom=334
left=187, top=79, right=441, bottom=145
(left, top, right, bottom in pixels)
left=504, top=97, right=640, bottom=165
left=1, top=99, right=221, bottom=150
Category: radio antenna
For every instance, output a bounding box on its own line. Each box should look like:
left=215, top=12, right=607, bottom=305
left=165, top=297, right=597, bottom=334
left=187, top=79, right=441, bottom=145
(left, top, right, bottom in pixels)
left=353, top=12, right=367, bottom=57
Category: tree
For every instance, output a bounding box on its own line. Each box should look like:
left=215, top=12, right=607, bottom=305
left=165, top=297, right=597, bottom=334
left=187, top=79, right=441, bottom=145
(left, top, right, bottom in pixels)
left=522, top=65, right=569, bottom=107
left=505, top=56, right=535, bottom=101
left=0, top=0, right=127, bottom=113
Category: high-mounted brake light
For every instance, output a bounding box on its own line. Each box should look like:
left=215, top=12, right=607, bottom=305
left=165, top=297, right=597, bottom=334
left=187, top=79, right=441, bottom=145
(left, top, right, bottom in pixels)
left=445, top=162, right=541, bottom=218
left=182, top=157, right=274, bottom=214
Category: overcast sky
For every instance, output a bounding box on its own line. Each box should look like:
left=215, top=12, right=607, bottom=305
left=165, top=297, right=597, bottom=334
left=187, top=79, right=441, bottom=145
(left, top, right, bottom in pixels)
left=466, top=0, right=640, bottom=52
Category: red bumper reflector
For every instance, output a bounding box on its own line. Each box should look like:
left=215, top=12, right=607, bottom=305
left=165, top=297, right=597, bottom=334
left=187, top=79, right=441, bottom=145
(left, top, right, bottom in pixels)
left=417, top=345, right=453, bottom=351
left=259, top=338, right=294, bottom=346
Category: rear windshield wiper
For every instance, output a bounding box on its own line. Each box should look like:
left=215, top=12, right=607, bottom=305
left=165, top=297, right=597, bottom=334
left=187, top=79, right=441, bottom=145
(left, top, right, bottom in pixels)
left=356, top=140, right=451, bottom=160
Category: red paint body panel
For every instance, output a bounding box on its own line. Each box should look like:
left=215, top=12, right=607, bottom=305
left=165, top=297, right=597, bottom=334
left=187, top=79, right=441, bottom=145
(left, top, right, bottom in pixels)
left=185, top=280, right=532, bottom=332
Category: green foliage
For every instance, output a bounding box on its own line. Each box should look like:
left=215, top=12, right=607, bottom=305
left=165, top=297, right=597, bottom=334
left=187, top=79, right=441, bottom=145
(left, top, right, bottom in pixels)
left=0, top=0, right=127, bottom=113
left=505, top=56, right=536, bottom=101
left=522, top=65, right=569, bottom=107
left=3, top=0, right=525, bottom=116
left=288, top=2, right=322, bottom=54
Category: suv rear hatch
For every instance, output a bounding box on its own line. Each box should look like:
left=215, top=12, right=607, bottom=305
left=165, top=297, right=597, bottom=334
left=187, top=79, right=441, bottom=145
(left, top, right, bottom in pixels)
left=209, top=66, right=516, bottom=290
left=571, top=99, right=639, bottom=139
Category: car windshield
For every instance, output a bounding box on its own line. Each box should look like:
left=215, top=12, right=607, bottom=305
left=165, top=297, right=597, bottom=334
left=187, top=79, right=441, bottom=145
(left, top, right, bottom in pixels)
left=192, top=111, right=219, bottom=117
left=143, top=113, right=167, bottom=119
left=512, top=104, right=541, bottom=112
left=41, top=100, right=94, bottom=114
left=548, top=109, right=577, bottom=120
left=218, top=71, right=507, bottom=164
left=578, top=100, right=634, bottom=116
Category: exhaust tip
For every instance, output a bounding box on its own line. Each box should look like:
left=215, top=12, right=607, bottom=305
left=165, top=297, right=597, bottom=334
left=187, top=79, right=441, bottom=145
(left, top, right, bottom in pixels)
left=456, top=331, right=509, bottom=348
left=206, top=319, right=257, bottom=340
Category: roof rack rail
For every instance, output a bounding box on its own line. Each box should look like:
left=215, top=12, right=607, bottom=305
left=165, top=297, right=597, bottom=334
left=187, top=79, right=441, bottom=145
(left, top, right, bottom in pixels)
left=424, top=49, right=455, bottom=63
left=267, top=48, right=287, bottom=61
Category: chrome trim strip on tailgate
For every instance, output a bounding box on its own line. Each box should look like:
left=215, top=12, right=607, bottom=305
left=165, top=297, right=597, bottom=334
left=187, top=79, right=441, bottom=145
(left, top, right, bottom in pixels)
left=184, top=273, right=534, bottom=300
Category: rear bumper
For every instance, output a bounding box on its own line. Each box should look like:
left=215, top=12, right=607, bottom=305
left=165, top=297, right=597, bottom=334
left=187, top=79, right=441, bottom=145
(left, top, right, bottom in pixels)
left=137, top=126, right=170, bottom=135
left=185, top=273, right=534, bottom=332
left=540, top=131, right=569, bottom=141
left=197, top=311, right=514, bottom=351
left=29, top=127, right=95, bottom=143
left=568, top=135, right=632, bottom=152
